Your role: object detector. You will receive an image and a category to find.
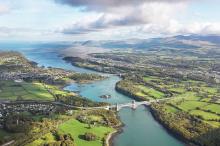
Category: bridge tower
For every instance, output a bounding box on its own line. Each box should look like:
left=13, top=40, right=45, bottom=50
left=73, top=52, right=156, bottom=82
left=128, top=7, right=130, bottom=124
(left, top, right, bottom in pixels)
left=116, top=103, right=119, bottom=111
left=131, top=100, right=136, bottom=109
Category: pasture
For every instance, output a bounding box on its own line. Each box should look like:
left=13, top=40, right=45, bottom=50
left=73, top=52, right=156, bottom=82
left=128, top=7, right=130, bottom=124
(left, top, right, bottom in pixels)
left=136, top=85, right=165, bottom=99
left=58, top=119, right=113, bottom=146
left=0, top=80, right=71, bottom=101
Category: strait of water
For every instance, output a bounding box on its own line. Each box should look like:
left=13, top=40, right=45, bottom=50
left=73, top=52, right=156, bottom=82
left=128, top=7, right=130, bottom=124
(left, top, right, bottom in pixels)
left=0, top=43, right=184, bottom=146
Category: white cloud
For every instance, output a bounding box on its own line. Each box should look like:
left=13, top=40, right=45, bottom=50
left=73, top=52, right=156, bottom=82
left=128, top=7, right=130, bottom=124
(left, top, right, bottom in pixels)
left=1, top=0, right=220, bottom=41
left=55, top=0, right=190, bottom=11
left=60, top=2, right=187, bottom=34
left=139, top=21, right=220, bottom=36
left=57, top=0, right=220, bottom=37
left=0, top=26, right=55, bottom=40
left=184, top=22, right=220, bottom=34
left=59, top=0, right=220, bottom=37
left=0, top=4, right=9, bottom=14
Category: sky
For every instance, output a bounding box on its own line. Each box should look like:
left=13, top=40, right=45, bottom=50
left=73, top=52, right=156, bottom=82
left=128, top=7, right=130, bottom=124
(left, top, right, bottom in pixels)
left=0, top=0, right=220, bottom=41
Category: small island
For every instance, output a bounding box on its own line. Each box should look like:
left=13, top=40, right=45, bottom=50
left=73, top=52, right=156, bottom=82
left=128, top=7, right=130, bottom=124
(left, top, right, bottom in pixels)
left=0, top=52, right=119, bottom=146
left=100, top=95, right=112, bottom=99
left=63, top=48, right=220, bottom=146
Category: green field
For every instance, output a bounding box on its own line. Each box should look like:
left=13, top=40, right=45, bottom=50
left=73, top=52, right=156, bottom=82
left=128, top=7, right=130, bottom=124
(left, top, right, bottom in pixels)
left=189, top=110, right=220, bottom=120
left=142, top=75, right=220, bottom=128
left=136, top=85, right=164, bottom=99
left=172, top=92, right=200, bottom=101
left=28, top=119, right=114, bottom=146
left=0, top=80, right=72, bottom=101
left=143, top=76, right=160, bottom=82
left=202, top=104, right=220, bottom=114
left=59, top=119, right=113, bottom=146
left=119, top=73, right=220, bottom=128
left=165, top=105, right=179, bottom=113
left=177, top=101, right=208, bottom=111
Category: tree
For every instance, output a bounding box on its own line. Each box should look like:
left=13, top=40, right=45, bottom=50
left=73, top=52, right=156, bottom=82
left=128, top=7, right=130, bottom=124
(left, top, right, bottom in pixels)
left=84, top=132, right=97, bottom=141
left=16, top=95, right=23, bottom=101
left=4, top=114, right=32, bottom=133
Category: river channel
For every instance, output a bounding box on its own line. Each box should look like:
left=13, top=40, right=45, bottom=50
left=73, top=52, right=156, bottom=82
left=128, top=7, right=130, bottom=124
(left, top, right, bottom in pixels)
left=0, top=44, right=184, bottom=146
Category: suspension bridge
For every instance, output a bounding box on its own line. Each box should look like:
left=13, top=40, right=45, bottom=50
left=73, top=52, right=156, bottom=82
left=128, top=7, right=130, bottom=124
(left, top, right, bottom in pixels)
left=55, top=97, right=172, bottom=111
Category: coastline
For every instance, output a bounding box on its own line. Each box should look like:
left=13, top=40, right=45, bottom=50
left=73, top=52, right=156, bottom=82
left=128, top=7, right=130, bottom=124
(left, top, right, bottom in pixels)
left=115, top=82, right=145, bottom=101
left=107, top=115, right=125, bottom=146
left=62, top=61, right=188, bottom=146
left=59, top=74, right=121, bottom=146
left=106, top=130, right=118, bottom=146
left=114, top=85, right=194, bottom=146
left=114, top=84, right=191, bottom=146
left=149, top=107, right=197, bottom=146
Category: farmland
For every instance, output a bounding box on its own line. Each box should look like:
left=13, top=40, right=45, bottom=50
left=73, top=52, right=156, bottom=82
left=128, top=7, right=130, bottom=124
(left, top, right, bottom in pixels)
left=116, top=73, right=220, bottom=128
left=59, top=119, right=113, bottom=146
left=27, top=119, right=114, bottom=146
left=0, top=52, right=116, bottom=146
left=0, top=80, right=73, bottom=101
left=62, top=41, right=220, bottom=145
left=25, top=109, right=119, bottom=146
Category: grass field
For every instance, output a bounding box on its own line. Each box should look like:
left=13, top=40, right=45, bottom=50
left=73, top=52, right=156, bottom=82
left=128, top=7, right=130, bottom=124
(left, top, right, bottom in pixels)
left=173, top=92, right=200, bottom=101
left=59, top=119, right=113, bottom=146
left=202, top=104, right=220, bottom=114
left=141, top=75, right=220, bottom=127
left=165, top=105, right=179, bottom=113
left=0, top=80, right=72, bottom=101
left=177, top=101, right=208, bottom=111
left=143, top=76, right=160, bottom=82
left=189, top=110, right=220, bottom=120
left=136, top=85, right=164, bottom=99
left=123, top=73, right=220, bottom=128
left=28, top=119, right=114, bottom=146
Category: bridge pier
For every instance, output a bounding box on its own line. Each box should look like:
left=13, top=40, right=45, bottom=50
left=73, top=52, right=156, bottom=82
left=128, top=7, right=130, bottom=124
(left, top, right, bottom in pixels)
left=116, top=103, right=119, bottom=111
left=131, top=100, right=136, bottom=109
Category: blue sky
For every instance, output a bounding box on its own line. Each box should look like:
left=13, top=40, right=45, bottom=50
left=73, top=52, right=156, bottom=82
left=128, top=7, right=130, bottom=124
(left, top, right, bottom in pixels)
left=0, top=0, right=220, bottom=41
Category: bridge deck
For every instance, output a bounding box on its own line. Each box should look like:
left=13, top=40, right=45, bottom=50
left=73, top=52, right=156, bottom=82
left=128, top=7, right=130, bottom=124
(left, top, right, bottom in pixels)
left=1, top=97, right=172, bottom=112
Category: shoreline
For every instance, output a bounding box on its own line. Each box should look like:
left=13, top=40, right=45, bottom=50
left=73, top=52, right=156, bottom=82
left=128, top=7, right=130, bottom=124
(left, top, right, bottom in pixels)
left=106, top=130, right=118, bottom=146
left=115, top=84, right=190, bottom=145
left=107, top=116, right=125, bottom=146
left=62, top=62, right=188, bottom=146
left=114, top=86, right=194, bottom=146
left=149, top=107, right=198, bottom=146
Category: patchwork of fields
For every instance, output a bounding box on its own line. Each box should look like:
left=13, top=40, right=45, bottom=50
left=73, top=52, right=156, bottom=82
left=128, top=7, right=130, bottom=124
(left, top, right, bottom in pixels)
left=118, top=74, right=220, bottom=128
left=144, top=76, right=220, bottom=127
left=0, top=80, right=72, bottom=101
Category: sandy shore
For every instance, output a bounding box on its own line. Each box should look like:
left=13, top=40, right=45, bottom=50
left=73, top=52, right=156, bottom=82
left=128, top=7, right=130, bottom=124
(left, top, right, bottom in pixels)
left=106, top=130, right=118, bottom=146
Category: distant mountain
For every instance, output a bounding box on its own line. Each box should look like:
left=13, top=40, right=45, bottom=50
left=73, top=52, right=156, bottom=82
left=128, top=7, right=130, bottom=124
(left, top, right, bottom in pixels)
left=174, top=34, right=220, bottom=45
left=74, top=34, right=220, bottom=50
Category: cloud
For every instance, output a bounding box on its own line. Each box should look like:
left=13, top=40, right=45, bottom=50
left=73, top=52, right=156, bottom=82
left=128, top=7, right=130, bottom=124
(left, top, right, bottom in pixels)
left=62, top=13, right=148, bottom=34
left=0, top=4, right=9, bottom=14
left=55, top=0, right=189, bottom=11
left=60, top=2, right=185, bottom=34
left=0, top=26, right=54, bottom=38
left=56, top=0, right=220, bottom=37
left=182, top=22, right=220, bottom=34
left=139, top=21, right=220, bottom=35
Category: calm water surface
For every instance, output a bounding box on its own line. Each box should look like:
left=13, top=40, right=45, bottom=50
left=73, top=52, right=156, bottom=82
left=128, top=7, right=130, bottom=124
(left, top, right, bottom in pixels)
left=0, top=43, right=184, bottom=146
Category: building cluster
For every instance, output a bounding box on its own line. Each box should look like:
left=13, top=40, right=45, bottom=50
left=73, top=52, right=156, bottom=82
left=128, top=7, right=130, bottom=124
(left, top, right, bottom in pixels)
left=0, top=101, right=56, bottom=128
